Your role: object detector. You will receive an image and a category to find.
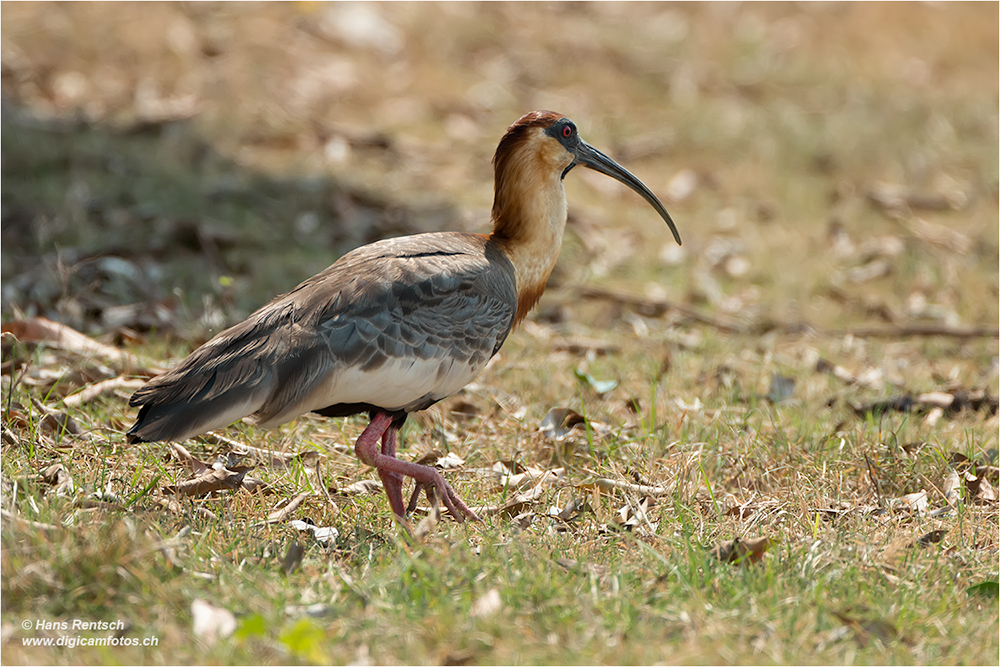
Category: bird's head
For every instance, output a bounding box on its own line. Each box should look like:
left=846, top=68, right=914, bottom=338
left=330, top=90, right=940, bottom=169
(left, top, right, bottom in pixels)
left=492, top=111, right=682, bottom=245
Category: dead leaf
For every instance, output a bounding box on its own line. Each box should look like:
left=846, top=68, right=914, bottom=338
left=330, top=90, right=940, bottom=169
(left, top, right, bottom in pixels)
left=553, top=336, right=620, bottom=356
left=943, top=469, right=962, bottom=506
left=434, top=452, right=466, bottom=470
left=495, top=464, right=563, bottom=492
left=767, top=373, right=795, bottom=403
left=40, top=463, right=75, bottom=495
left=165, top=443, right=209, bottom=476
left=949, top=451, right=974, bottom=469
left=611, top=496, right=657, bottom=532
left=665, top=168, right=698, bottom=204
left=446, top=398, right=480, bottom=420
left=555, top=557, right=611, bottom=580
left=336, top=479, right=383, bottom=496
left=412, top=494, right=441, bottom=540
left=981, top=465, right=1000, bottom=484
left=816, top=359, right=885, bottom=389
left=975, top=475, right=997, bottom=503
left=191, top=599, right=236, bottom=646
left=289, top=519, right=339, bottom=546
left=539, top=407, right=587, bottom=440
left=946, top=452, right=1000, bottom=504
left=472, top=482, right=547, bottom=518
left=710, top=536, right=773, bottom=565
left=816, top=358, right=856, bottom=384
left=922, top=406, right=945, bottom=427
left=239, top=475, right=270, bottom=493
left=917, top=391, right=955, bottom=408
left=548, top=496, right=591, bottom=523
left=281, top=540, right=305, bottom=574
left=470, top=588, right=502, bottom=619
left=30, top=398, right=85, bottom=437
left=911, top=529, right=947, bottom=548
left=832, top=609, right=907, bottom=648
left=2, top=425, right=19, bottom=446
left=511, top=511, right=534, bottom=530
left=574, top=368, right=618, bottom=396
left=163, top=466, right=249, bottom=497
left=899, top=442, right=929, bottom=457
left=948, top=451, right=990, bottom=473
left=496, top=459, right=526, bottom=475
left=956, top=469, right=981, bottom=499
left=890, top=490, right=928, bottom=514
left=538, top=407, right=614, bottom=441
left=840, top=259, right=892, bottom=284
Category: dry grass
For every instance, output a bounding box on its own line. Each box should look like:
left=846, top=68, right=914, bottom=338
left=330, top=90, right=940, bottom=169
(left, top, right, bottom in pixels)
left=2, top=3, right=998, bottom=665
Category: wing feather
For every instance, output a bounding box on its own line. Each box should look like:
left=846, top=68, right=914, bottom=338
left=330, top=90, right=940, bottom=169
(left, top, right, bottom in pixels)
left=128, top=232, right=517, bottom=442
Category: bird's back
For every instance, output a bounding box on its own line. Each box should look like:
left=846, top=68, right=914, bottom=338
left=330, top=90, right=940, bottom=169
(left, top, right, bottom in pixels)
left=127, top=232, right=518, bottom=443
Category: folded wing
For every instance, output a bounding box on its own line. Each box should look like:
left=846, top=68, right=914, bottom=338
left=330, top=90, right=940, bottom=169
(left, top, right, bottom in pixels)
left=127, top=233, right=517, bottom=443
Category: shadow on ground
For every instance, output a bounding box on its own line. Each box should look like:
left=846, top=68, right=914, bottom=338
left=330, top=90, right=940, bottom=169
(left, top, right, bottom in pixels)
left=1, top=103, right=456, bottom=338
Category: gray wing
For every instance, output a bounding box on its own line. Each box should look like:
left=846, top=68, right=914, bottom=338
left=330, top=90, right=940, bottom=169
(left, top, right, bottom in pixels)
left=128, top=233, right=517, bottom=443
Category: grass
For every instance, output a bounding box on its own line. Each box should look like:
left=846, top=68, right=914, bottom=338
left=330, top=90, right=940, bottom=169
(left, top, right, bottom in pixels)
left=2, top=2, right=998, bottom=665
left=3, top=327, right=997, bottom=664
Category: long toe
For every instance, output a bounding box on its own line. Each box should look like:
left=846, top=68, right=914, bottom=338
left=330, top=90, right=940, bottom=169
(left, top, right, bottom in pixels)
left=406, top=481, right=429, bottom=514
left=436, top=477, right=481, bottom=523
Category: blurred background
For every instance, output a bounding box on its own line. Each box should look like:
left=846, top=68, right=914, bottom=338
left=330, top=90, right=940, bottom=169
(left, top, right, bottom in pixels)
left=2, top=2, right=997, bottom=341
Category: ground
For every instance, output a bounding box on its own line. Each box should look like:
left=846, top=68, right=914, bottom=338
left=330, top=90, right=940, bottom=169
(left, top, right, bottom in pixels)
left=1, top=3, right=998, bottom=665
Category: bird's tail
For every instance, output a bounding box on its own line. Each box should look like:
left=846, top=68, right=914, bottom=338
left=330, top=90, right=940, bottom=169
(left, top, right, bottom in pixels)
left=126, top=347, right=274, bottom=444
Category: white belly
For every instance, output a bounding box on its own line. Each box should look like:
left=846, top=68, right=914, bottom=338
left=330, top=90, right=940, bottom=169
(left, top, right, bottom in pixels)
left=255, top=355, right=481, bottom=428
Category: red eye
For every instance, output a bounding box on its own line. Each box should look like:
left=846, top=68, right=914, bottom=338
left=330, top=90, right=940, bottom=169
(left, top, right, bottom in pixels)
left=562, top=125, right=572, bottom=138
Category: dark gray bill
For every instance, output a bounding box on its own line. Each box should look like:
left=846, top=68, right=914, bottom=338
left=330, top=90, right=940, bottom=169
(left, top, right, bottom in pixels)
left=575, top=141, right=681, bottom=246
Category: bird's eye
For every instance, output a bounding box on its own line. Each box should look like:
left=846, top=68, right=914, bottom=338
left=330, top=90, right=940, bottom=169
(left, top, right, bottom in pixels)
left=562, top=125, right=573, bottom=138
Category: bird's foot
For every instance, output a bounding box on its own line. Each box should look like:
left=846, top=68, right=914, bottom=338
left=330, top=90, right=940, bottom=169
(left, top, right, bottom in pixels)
left=355, top=412, right=481, bottom=524
left=406, top=475, right=481, bottom=523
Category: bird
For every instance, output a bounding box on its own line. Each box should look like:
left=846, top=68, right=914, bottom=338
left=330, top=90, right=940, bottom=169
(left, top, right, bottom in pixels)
left=127, top=110, right=681, bottom=524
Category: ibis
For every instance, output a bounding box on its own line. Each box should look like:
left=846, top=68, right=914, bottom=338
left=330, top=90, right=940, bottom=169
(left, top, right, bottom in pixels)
left=127, top=110, right=681, bottom=523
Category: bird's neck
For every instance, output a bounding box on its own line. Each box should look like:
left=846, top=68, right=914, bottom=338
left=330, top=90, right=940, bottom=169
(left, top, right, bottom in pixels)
left=489, top=161, right=567, bottom=324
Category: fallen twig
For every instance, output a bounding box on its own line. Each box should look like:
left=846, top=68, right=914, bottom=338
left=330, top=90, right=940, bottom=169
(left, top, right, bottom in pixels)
left=577, top=286, right=999, bottom=339
left=63, top=376, right=147, bottom=407
left=826, top=324, right=998, bottom=339
left=582, top=478, right=669, bottom=496
left=577, top=286, right=748, bottom=333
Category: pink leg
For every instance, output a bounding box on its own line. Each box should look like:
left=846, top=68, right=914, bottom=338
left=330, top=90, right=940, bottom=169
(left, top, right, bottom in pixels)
left=383, top=430, right=441, bottom=519
left=353, top=412, right=481, bottom=523
left=378, top=425, right=406, bottom=519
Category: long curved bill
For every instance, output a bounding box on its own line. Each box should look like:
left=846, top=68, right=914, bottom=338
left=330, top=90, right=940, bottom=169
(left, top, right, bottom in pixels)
left=575, top=141, right=682, bottom=246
